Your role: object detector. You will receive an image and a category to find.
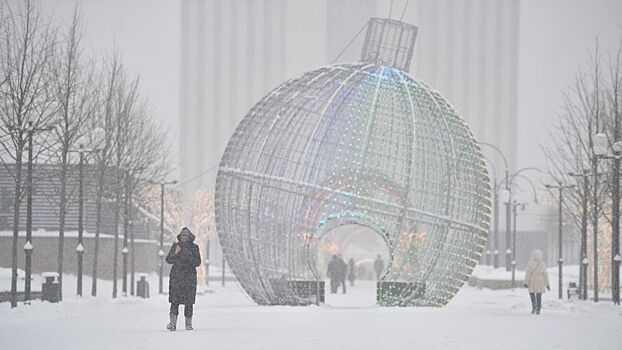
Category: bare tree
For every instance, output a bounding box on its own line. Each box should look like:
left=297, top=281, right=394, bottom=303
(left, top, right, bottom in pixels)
left=601, top=41, right=622, bottom=303
left=109, top=67, right=138, bottom=298
left=0, top=0, right=57, bottom=308
left=47, top=4, right=97, bottom=301
left=90, top=55, right=120, bottom=297
left=0, top=1, right=172, bottom=303
left=545, top=38, right=622, bottom=298
left=89, top=51, right=171, bottom=297
left=121, top=100, right=170, bottom=294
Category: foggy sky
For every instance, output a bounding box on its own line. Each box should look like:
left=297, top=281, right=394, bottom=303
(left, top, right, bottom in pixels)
left=42, top=0, right=622, bottom=231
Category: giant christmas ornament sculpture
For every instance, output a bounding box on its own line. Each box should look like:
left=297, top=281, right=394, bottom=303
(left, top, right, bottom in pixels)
left=215, top=18, right=491, bottom=307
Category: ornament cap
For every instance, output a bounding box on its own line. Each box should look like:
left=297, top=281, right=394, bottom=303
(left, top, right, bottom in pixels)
left=361, top=17, right=417, bottom=71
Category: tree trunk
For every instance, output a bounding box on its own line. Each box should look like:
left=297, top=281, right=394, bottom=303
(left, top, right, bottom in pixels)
left=122, top=171, right=129, bottom=296
left=91, top=161, right=105, bottom=297
left=10, top=157, right=23, bottom=308
left=111, top=166, right=121, bottom=298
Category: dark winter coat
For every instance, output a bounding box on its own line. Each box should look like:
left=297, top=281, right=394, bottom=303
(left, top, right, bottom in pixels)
left=166, top=229, right=202, bottom=304
left=327, top=258, right=340, bottom=279
left=327, top=257, right=347, bottom=279
left=347, top=258, right=356, bottom=282
left=337, top=258, right=347, bottom=280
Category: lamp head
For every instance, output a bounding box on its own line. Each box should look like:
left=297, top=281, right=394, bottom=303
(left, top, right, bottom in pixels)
left=594, top=133, right=608, bottom=156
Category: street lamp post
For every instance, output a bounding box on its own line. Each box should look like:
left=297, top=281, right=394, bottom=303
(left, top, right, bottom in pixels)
left=500, top=167, right=543, bottom=274
left=493, top=176, right=500, bottom=268
left=504, top=171, right=511, bottom=272
left=77, top=149, right=85, bottom=297
left=25, top=124, right=34, bottom=303
left=6, top=121, right=53, bottom=306
left=481, top=154, right=498, bottom=268
left=511, top=201, right=517, bottom=287
left=480, top=142, right=509, bottom=270
left=615, top=254, right=622, bottom=305
left=122, top=170, right=130, bottom=296
left=22, top=121, right=54, bottom=303
left=582, top=257, right=589, bottom=300
left=569, top=169, right=592, bottom=301
left=154, top=180, right=177, bottom=294
left=222, top=252, right=226, bottom=287
left=590, top=131, right=603, bottom=302
left=612, top=136, right=622, bottom=306
left=593, top=133, right=621, bottom=304
left=503, top=174, right=539, bottom=288
left=612, top=149, right=621, bottom=305
left=70, top=144, right=98, bottom=297
left=510, top=199, right=526, bottom=288
left=592, top=158, right=600, bottom=303
left=159, top=183, right=164, bottom=294
left=130, top=220, right=135, bottom=296
left=121, top=246, right=129, bottom=297
left=545, top=180, right=575, bottom=299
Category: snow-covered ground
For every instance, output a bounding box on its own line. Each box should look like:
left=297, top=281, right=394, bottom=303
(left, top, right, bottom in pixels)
left=1, top=269, right=621, bottom=350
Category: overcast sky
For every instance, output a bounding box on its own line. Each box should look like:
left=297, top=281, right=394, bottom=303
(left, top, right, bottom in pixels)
left=517, top=0, right=622, bottom=170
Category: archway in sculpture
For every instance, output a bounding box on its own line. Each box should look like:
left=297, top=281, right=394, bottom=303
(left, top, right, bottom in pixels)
left=310, top=222, right=391, bottom=307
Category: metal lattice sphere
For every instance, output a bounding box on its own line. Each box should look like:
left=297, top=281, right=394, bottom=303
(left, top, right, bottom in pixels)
left=215, top=18, right=491, bottom=307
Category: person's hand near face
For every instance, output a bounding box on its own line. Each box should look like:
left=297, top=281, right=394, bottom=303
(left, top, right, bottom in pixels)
left=176, top=235, right=189, bottom=254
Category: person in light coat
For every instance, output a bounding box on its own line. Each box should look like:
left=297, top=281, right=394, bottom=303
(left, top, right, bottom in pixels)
left=523, top=250, right=550, bottom=315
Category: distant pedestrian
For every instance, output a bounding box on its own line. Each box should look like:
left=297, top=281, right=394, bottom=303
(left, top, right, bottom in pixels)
left=327, top=255, right=341, bottom=293
left=374, top=255, right=385, bottom=281
left=337, top=254, right=347, bottom=294
left=523, top=250, right=550, bottom=315
left=166, top=227, right=202, bottom=331
left=347, top=258, right=356, bottom=287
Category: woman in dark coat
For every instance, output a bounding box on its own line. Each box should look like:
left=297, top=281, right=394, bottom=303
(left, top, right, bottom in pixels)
left=166, top=227, right=201, bottom=331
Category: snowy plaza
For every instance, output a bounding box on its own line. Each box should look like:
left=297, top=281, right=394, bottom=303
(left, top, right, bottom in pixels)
left=1, top=271, right=621, bottom=350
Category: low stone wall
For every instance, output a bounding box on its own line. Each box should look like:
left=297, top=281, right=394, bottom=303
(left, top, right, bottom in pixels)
left=0, top=291, right=43, bottom=303
left=468, top=276, right=524, bottom=290
left=0, top=235, right=172, bottom=280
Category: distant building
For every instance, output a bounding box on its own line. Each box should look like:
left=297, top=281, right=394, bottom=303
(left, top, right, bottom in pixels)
left=0, top=164, right=170, bottom=279
left=407, top=0, right=519, bottom=175
left=180, top=0, right=288, bottom=195
left=180, top=0, right=519, bottom=193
